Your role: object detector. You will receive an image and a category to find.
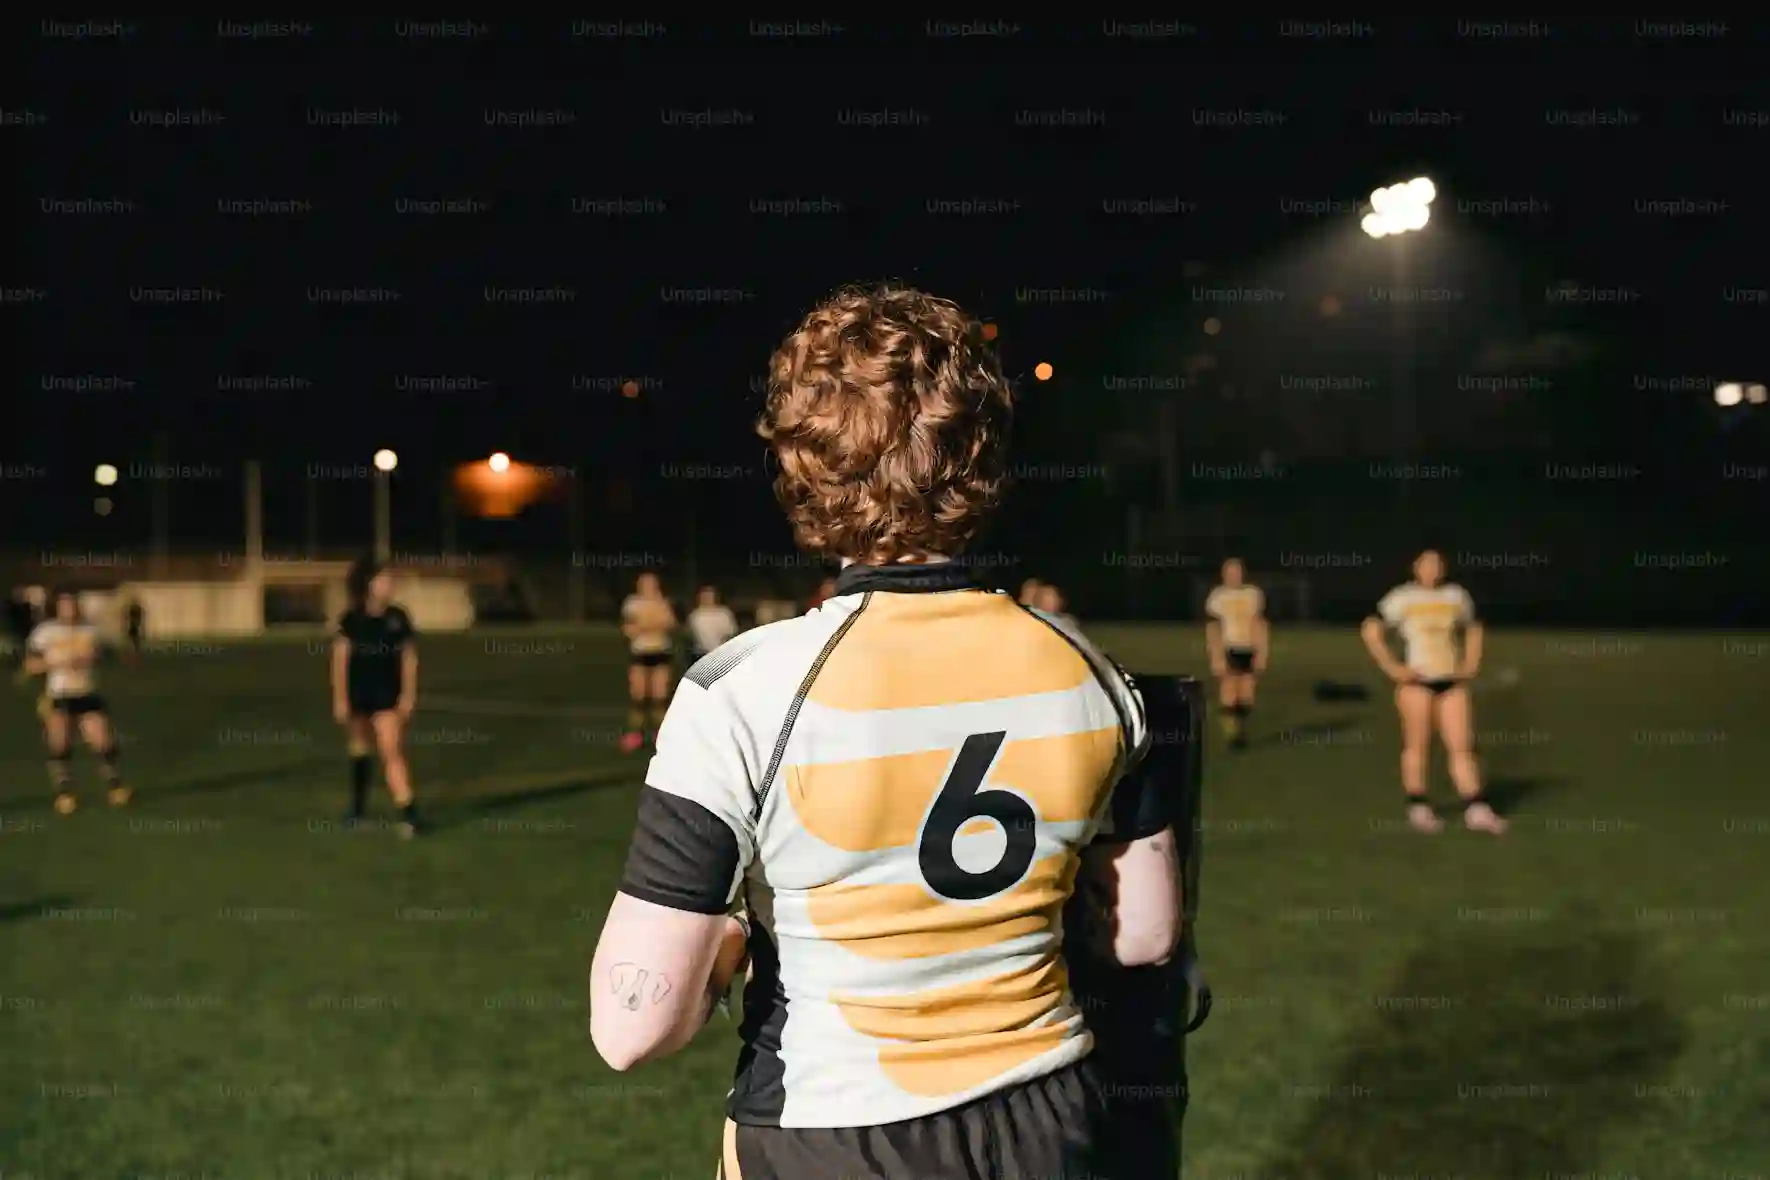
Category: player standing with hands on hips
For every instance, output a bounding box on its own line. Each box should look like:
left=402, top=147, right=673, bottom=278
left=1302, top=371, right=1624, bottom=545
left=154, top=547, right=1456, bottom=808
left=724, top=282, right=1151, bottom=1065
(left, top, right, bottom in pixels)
left=1362, top=549, right=1505, bottom=835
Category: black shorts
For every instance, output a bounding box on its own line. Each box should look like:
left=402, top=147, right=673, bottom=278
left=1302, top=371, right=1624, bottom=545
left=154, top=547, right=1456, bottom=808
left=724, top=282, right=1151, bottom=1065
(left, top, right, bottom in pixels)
left=630, top=651, right=672, bottom=669
left=720, top=1059, right=1148, bottom=1179
left=50, top=694, right=107, bottom=717
left=347, top=683, right=402, bottom=717
left=1224, top=648, right=1256, bottom=674
left=1417, top=677, right=1462, bottom=696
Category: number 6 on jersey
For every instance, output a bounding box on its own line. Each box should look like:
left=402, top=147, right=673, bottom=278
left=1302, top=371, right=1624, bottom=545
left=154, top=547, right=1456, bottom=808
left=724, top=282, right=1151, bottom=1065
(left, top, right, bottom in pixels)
left=917, top=731, right=1038, bottom=901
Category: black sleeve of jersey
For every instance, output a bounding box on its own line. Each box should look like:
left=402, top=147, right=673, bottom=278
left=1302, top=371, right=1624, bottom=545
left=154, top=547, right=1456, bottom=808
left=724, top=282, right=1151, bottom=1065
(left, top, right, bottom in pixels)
left=1093, top=672, right=1193, bottom=844
left=1094, top=745, right=1177, bottom=844
left=336, top=610, right=357, bottom=639
left=392, top=606, right=417, bottom=643
left=618, top=786, right=742, bottom=914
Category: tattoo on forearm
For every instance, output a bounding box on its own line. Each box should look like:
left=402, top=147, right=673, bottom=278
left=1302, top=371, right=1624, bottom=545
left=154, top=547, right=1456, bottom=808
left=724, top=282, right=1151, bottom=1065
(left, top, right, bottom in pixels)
left=608, top=962, right=673, bottom=1011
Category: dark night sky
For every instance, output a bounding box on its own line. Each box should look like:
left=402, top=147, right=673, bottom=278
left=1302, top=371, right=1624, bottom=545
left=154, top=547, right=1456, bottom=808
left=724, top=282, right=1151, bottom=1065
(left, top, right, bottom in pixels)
left=8, top=17, right=1769, bottom=559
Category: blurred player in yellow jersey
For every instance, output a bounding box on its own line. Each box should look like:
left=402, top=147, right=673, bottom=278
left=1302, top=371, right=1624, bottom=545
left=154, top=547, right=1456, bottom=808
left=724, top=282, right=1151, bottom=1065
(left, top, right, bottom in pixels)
left=1205, top=558, right=1267, bottom=749
left=1361, top=549, right=1505, bottom=835
left=25, top=590, right=129, bottom=813
left=620, top=572, right=678, bottom=753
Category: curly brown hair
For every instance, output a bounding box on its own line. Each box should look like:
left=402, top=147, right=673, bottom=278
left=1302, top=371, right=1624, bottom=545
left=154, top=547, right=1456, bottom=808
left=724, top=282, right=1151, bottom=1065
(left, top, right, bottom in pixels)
left=757, top=285, right=1015, bottom=564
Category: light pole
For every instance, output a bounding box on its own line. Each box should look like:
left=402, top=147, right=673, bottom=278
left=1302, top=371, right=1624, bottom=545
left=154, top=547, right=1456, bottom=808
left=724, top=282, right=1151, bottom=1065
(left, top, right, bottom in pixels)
left=1363, top=178, right=1436, bottom=498
left=372, top=449, right=397, bottom=563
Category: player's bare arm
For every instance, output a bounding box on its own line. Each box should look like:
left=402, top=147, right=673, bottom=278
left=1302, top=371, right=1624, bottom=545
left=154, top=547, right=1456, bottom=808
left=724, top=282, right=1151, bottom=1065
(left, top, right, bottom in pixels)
left=1459, top=620, right=1484, bottom=679
left=329, top=636, right=350, bottom=721
left=589, top=892, right=733, bottom=1071
left=1077, top=827, right=1182, bottom=967
left=1205, top=620, right=1225, bottom=675
left=1254, top=615, right=1271, bottom=672
left=398, top=644, right=419, bottom=716
left=1361, top=617, right=1412, bottom=682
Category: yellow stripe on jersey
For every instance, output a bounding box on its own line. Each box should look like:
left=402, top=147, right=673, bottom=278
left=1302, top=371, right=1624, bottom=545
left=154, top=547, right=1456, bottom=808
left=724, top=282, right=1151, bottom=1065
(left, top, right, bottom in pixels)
left=785, top=727, right=1118, bottom=852
left=805, top=592, right=1090, bottom=711
left=832, top=955, right=1072, bottom=1096
left=804, top=852, right=1079, bottom=960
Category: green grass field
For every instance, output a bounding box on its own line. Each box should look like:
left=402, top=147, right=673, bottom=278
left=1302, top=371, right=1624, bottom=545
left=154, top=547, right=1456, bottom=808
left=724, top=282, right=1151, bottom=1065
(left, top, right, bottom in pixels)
left=2, top=626, right=1768, bottom=1178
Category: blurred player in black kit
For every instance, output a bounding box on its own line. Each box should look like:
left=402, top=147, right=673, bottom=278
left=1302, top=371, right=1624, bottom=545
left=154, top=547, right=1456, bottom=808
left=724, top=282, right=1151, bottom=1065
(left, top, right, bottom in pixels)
left=331, top=558, right=423, bottom=838
left=1065, top=672, right=1210, bottom=1178
left=123, top=597, right=145, bottom=665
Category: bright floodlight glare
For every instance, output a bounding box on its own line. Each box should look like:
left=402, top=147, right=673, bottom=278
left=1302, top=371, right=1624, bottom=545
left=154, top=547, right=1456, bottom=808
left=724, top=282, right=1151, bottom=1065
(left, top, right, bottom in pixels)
left=373, top=449, right=398, bottom=472
left=1746, top=383, right=1768, bottom=404
left=94, top=463, right=118, bottom=486
left=488, top=452, right=511, bottom=473
left=1405, top=177, right=1437, bottom=205
left=1714, top=383, right=1743, bottom=407
left=1395, top=202, right=1430, bottom=231
left=1369, top=185, right=1399, bottom=215
left=1361, top=212, right=1391, bottom=238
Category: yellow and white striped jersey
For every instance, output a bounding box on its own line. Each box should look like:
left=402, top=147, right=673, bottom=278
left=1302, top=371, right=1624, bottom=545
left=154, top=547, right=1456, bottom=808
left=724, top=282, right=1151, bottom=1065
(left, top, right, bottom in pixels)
left=619, top=562, right=1157, bottom=1129
left=622, top=594, right=675, bottom=654
left=1204, top=584, right=1264, bottom=649
left=1377, top=582, right=1476, bottom=678
left=26, top=620, right=100, bottom=698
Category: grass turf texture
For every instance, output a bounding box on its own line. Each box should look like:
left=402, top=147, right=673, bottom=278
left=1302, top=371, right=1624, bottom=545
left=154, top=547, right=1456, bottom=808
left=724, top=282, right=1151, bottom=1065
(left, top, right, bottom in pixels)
left=1, top=626, right=1767, bottom=1178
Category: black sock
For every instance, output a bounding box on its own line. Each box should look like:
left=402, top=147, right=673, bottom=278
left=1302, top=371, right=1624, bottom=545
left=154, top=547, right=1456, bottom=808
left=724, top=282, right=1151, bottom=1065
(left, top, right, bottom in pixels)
left=349, top=755, right=372, bottom=815
left=100, top=746, right=121, bottom=785
left=1460, top=792, right=1490, bottom=811
left=1407, top=795, right=1433, bottom=810
left=399, top=801, right=418, bottom=823
left=48, top=750, right=71, bottom=792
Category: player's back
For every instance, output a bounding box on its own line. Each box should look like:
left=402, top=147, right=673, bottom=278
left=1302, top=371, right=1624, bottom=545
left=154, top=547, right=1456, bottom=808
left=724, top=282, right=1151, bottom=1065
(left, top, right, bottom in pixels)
left=696, top=565, right=1137, bottom=1129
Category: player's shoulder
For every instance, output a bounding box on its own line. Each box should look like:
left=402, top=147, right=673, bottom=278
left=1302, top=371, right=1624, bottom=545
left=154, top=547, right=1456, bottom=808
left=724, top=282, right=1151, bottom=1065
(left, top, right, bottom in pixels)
left=26, top=619, right=60, bottom=642
left=1022, top=604, right=1146, bottom=749
left=1024, top=606, right=1132, bottom=689
left=681, top=599, right=851, bottom=696
left=385, top=604, right=414, bottom=627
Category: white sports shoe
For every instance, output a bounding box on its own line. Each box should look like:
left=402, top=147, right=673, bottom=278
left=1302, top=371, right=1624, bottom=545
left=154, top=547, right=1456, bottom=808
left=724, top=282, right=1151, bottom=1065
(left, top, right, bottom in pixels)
left=1464, top=802, right=1508, bottom=834
left=1408, top=802, right=1444, bottom=833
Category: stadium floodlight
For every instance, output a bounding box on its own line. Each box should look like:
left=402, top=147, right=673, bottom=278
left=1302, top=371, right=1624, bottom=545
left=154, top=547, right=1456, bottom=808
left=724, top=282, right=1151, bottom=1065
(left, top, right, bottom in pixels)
left=1746, top=383, right=1767, bottom=405
left=488, top=452, right=511, bottom=473
left=372, top=449, right=398, bottom=472
left=1714, top=383, right=1743, bottom=407
left=94, top=463, right=118, bottom=486
left=1362, top=176, right=1436, bottom=239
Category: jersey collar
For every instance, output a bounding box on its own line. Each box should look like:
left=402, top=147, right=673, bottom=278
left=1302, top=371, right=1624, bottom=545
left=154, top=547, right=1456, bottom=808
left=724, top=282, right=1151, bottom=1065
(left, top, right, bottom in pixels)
left=833, top=561, right=983, bottom=596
